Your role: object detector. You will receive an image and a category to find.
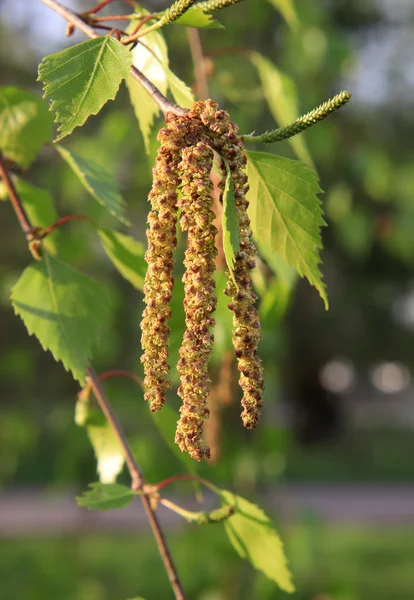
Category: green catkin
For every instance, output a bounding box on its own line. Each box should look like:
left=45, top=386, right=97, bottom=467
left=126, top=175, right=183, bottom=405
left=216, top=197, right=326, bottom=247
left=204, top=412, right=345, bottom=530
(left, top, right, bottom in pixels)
left=246, top=90, right=352, bottom=144
left=140, top=119, right=187, bottom=412
left=191, top=100, right=265, bottom=429
left=196, top=0, right=245, bottom=12
left=162, top=0, right=198, bottom=24
left=175, top=141, right=217, bottom=461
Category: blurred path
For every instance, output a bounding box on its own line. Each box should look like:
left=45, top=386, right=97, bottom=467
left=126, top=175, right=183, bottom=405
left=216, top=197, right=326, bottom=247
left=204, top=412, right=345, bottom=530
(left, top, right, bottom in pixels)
left=1, top=485, right=414, bottom=536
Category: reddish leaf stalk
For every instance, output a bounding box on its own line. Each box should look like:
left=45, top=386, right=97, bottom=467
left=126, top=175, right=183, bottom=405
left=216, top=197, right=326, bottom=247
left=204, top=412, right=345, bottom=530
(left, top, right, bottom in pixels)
left=40, top=214, right=92, bottom=238
left=98, top=369, right=144, bottom=389
left=0, top=154, right=35, bottom=244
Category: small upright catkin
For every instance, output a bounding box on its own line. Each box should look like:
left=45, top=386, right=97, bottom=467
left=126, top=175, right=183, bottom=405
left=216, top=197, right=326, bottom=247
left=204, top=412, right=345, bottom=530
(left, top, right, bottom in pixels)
left=140, top=118, right=187, bottom=412
left=175, top=141, right=217, bottom=461
left=191, top=100, right=265, bottom=429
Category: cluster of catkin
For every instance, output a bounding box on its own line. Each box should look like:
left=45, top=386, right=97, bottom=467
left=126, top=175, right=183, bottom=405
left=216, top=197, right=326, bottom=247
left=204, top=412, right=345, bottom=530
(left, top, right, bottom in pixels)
left=140, top=100, right=264, bottom=461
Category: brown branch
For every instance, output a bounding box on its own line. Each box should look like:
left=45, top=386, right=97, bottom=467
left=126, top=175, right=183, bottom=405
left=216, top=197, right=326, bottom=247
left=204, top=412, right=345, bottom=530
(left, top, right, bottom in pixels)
left=82, top=0, right=123, bottom=15
left=0, top=153, right=35, bottom=244
left=86, top=368, right=186, bottom=600
left=40, top=0, right=189, bottom=117
left=186, top=28, right=209, bottom=100
left=1, top=155, right=187, bottom=600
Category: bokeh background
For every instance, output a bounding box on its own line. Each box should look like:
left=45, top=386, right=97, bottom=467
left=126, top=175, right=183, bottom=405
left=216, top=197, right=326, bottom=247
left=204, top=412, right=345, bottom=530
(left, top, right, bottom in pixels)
left=1, top=0, right=414, bottom=598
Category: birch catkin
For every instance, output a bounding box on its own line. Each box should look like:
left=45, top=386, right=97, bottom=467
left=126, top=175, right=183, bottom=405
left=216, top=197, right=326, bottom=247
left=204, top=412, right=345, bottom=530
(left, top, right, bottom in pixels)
left=140, top=121, right=184, bottom=412
left=175, top=141, right=217, bottom=461
left=191, top=100, right=264, bottom=429
left=141, top=100, right=264, bottom=459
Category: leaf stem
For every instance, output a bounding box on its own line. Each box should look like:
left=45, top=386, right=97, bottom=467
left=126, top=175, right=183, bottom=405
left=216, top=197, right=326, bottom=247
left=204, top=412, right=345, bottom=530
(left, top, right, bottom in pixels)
left=82, top=0, right=124, bottom=16
left=39, top=0, right=189, bottom=116
left=0, top=153, right=35, bottom=244
left=86, top=368, right=187, bottom=600
left=156, top=473, right=217, bottom=493
left=40, top=214, right=93, bottom=238
left=186, top=28, right=209, bottom=100
left=98, top=369, right=144, bottom=389
left=160, top=497, right=234, bottom=524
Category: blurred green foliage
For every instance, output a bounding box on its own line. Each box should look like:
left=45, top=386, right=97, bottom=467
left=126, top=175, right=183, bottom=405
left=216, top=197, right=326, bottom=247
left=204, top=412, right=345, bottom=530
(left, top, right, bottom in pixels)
left=1, top=0, right=414, bottom=597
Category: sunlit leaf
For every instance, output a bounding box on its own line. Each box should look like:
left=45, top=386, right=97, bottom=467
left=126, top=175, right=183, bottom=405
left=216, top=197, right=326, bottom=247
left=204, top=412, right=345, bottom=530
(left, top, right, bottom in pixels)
left=87, top=411, right=125, bottom=484
left=167, top=70, right=194, bottom=108
left=126, top=14, right=195, bottom=148
left=98, top=229, right=146, bottom=290
left=0, top=87, right=53, bottom=168
left=11, top=253, right=111, bottom=383
left=222, top=159, right=240, bottom=285
left=77, top=482, right=134, bottom=510
left=38, top=37, right=132, bottom=141
left=0, top=177, right=58, bottom=254
left=173, top=6, right=222, bottom=28
left=219, top=489, right=295, bottom=593
left=126, top=21, right=169, bottom=153
left=56, top=145, right=129, bottom=226
left=212, top=269, right=233, bottom=361
left=266, top=0, right=299, bottom=30
left=246, top=150, right=327, bottom=307
left=250, top=52, right=312, bottom=166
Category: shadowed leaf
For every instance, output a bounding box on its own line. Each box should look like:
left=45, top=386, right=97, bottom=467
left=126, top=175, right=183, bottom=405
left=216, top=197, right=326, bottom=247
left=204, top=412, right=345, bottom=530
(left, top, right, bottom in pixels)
left=77, top=482, right=134, bottom=510
left=56, top=145, right=129, bottom=226
left=0, top=87, right=53, bottom=168
left=11, top=253, right=111, bottom=383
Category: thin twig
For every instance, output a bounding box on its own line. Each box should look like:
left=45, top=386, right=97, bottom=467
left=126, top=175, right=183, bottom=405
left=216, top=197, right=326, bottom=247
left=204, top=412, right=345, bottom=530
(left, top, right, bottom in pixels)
left=121, top=13, right=157, bottom=45
left=186, top=28, right=209, bottom=99
left=98, top=369, right=144, bottom=389
left=82, top=0, right=122, bottom=16
left=40, top=0, right=189, bottom=116
left=86, top=367, right=143, bottom=488
left=0, top=153, right=35, bottom=243
left=40, top=214, right=92, bottom=238
left=86, top=368, right=187, bottom=600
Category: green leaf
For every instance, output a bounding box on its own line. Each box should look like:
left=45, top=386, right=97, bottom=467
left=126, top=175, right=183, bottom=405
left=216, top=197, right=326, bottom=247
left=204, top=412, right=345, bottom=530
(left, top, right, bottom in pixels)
left=173, top=6, right=223, bottom=28
left=258, top=276, right=292, bottom=328
left=222, top=159, right=240, bottom=285
left=126, top=15, right=194, bottom=149
left=11, top=253, right=111, bottom=384
left=167, top=70, right=194, bottom=109
left=250, top=53, right=312, bottom=166
left=98, top=229, right=146, bottom=290
left=219, top=490, right=295, bottom=593
left=266, top=0, right=299, bottom=30
left=38, top=37, right=132, bottom=141
left=0, top=177, right=58, bottom=254
left=87, top=412, right=125, bottom=484
left=246, top=150, right=327, bottom=307
left=212, top=269, right=234, bottom=361
left=77, top=482, right=134, bottom=511
left=75, top=393, right=124, bottom=483
left=0, top=87, right=53, bottom=168
left=126, top=22, right=169, bottom=153
left=56, top=144, right=129, bottom=226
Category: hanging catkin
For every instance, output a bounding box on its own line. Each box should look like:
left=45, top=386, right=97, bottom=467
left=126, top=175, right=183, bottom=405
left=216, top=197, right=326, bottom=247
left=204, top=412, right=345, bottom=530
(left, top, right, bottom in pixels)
left=175, top=141, right=217, bottom=461
left=141, top=100, right=264, bottom=459
left=191, top=100, right=264, bottom=429
left=140, top=119, right=185, bottom=412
